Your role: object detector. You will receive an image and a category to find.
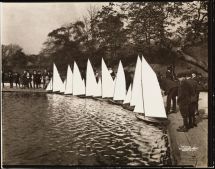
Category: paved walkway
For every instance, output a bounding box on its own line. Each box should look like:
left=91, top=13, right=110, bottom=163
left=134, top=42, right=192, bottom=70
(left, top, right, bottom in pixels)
left=2, top=83, right=47, bottom=93
left=166, top=92, right=208, bottom=167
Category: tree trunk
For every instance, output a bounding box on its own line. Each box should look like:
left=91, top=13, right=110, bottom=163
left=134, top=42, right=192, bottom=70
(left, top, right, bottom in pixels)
left=171, top=47, right=208, bottom=72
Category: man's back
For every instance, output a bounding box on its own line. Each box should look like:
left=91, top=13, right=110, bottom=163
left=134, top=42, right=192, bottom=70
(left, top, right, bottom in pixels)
left=177, top=79, right=193, bottom=106
left=187, top=78, right=199, bottom=103
left=160, top=78, right=179, bottom=93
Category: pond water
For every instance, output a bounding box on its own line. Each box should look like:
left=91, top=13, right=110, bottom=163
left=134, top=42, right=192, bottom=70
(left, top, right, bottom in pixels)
left=2, top=92, right=171, bottom=166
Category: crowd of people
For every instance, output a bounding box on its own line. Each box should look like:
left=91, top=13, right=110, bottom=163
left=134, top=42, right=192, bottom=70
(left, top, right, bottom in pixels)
left=2, top=69, right=52, bottom=89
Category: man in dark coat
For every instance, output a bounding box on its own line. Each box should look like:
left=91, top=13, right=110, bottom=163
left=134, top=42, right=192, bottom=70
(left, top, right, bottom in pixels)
left=8, top=71, right=13, bottom=88
left=42, top=69, right=48, bottom=89
left=159, top=77, right=179, bottom=114
left=166, top=65, right=176, bottom=81
left=37, top=71, right=42, bottom=88
left=21, top=70, right=27, bottom=88
left=26, top=70, right=32, bottom=88
left=14, top=72, right=20, bottom=88
left=177, top=72, right=197, bottom=132
left=32, top=70, right=37, bottom=89
left=187, top=76, right=199, bottom=128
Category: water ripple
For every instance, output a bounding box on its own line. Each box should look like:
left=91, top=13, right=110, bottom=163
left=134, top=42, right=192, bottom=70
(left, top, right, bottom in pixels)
left=3, top=92, right=171, bottom=165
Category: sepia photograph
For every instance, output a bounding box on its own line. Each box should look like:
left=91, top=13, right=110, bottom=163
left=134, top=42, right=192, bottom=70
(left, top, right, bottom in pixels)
left=1, top=1, right=210, bottom=167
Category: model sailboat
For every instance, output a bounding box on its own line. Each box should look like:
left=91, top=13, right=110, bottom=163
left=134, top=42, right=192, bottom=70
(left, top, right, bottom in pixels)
left=52, top=63, right=63, bottom=92
left=130, top=56, right=143, bottom=111
left=86, top=59, right=98, bottom=97
left=113, top=60, right=126, bottom=101
left=141, top=56, right=166, bottom=118
left=73, top=61, right=85, bottom=96
left=64, top=65, right=73, bottom=95
left=101, top=58, right=114, bottom=98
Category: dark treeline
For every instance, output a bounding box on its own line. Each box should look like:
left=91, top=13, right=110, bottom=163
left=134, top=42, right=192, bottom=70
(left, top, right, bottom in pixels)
left=2, top=2, right=208, bottom=77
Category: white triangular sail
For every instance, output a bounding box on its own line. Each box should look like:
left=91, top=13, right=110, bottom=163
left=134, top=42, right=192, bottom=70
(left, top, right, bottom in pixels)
left=53, top=63, right=63, bottom=92
left=130, top=56, right=142, bottom=107
left=141, top=56, right=167, bottom=118
left=113, top=60, right=126, bottom=101
left=101, top=58, right=114, bottom=98
left=93, top=77, right=102, bottom=97
left=73, top=61, right=85, bottom=96
left=65, top=65, right=73, bottom=94
left=86, top=59, right=98, bottom=96
left=60, top=79, right=66, bottom=93
left=46, top=78, right=53, bottom=91
left=133, top=56, right=144, bottom=113
left=133, top=90, right=144, bottom=113
left=123, top=84, right=132, bottom=104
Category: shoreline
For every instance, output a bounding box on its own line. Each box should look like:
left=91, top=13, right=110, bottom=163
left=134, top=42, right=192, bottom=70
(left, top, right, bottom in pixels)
left=2, top=87, right=208, bottom=167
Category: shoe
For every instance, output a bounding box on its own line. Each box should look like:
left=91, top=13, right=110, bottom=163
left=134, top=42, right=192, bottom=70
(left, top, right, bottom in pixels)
left=188, top=125, right=194, bottom=129
left=170, top=110, right=177, bottom=114
left=177, top=126, right=188, bottom=132
left=193, top=123, right=197, bottom=127
left=178, top=125, right=184, bottom=129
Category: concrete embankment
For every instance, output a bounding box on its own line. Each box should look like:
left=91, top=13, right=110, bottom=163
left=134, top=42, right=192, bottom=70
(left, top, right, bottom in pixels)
left=2, top=87, right=48, bottom=93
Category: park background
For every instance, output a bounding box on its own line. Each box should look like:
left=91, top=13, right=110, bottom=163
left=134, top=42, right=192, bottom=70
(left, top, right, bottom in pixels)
left=2, top=2, right=208, bottom=88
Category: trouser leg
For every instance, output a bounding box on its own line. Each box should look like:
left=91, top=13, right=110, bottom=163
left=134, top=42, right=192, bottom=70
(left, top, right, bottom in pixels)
left=196, top=93, right=200, bottom=115
left=166, top=91, right=172, bottom=113
left=10, top=81, right=13, bottom=88
left=189, top=102, right=197, bottom=127
left=180, top=106, right=189, bottom=129
left=172, top=88, right=178, bottom=111
left=172, top=97, right=176, bottom=111
left=43, top=80, right=46, bottom=89
left=183, top=116, right=189, bottom=128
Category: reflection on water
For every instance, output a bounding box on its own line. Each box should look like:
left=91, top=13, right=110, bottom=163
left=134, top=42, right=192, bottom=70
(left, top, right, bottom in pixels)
left=3, top=92, right=171, bottom=166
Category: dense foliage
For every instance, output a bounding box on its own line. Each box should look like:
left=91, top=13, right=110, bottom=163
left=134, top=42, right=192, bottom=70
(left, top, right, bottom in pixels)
left=2, top=1, right=208, bottom=74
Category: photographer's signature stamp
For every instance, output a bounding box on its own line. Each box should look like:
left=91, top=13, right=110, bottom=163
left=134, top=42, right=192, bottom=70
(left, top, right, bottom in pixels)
left=179, top=145, right=198, bottom=152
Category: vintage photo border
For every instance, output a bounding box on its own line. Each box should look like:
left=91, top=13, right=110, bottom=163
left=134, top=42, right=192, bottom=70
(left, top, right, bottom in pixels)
left=0, top=0, right=214, bottom=168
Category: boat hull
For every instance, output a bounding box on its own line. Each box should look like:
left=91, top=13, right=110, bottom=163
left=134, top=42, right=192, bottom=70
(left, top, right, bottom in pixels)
left=122, top=104, right=134, bottom=111
left=77, top=95, right=86, bottom=98
left=107, top=100, right=123, bottom=106
left=135, top=113, right=169, bottom=125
